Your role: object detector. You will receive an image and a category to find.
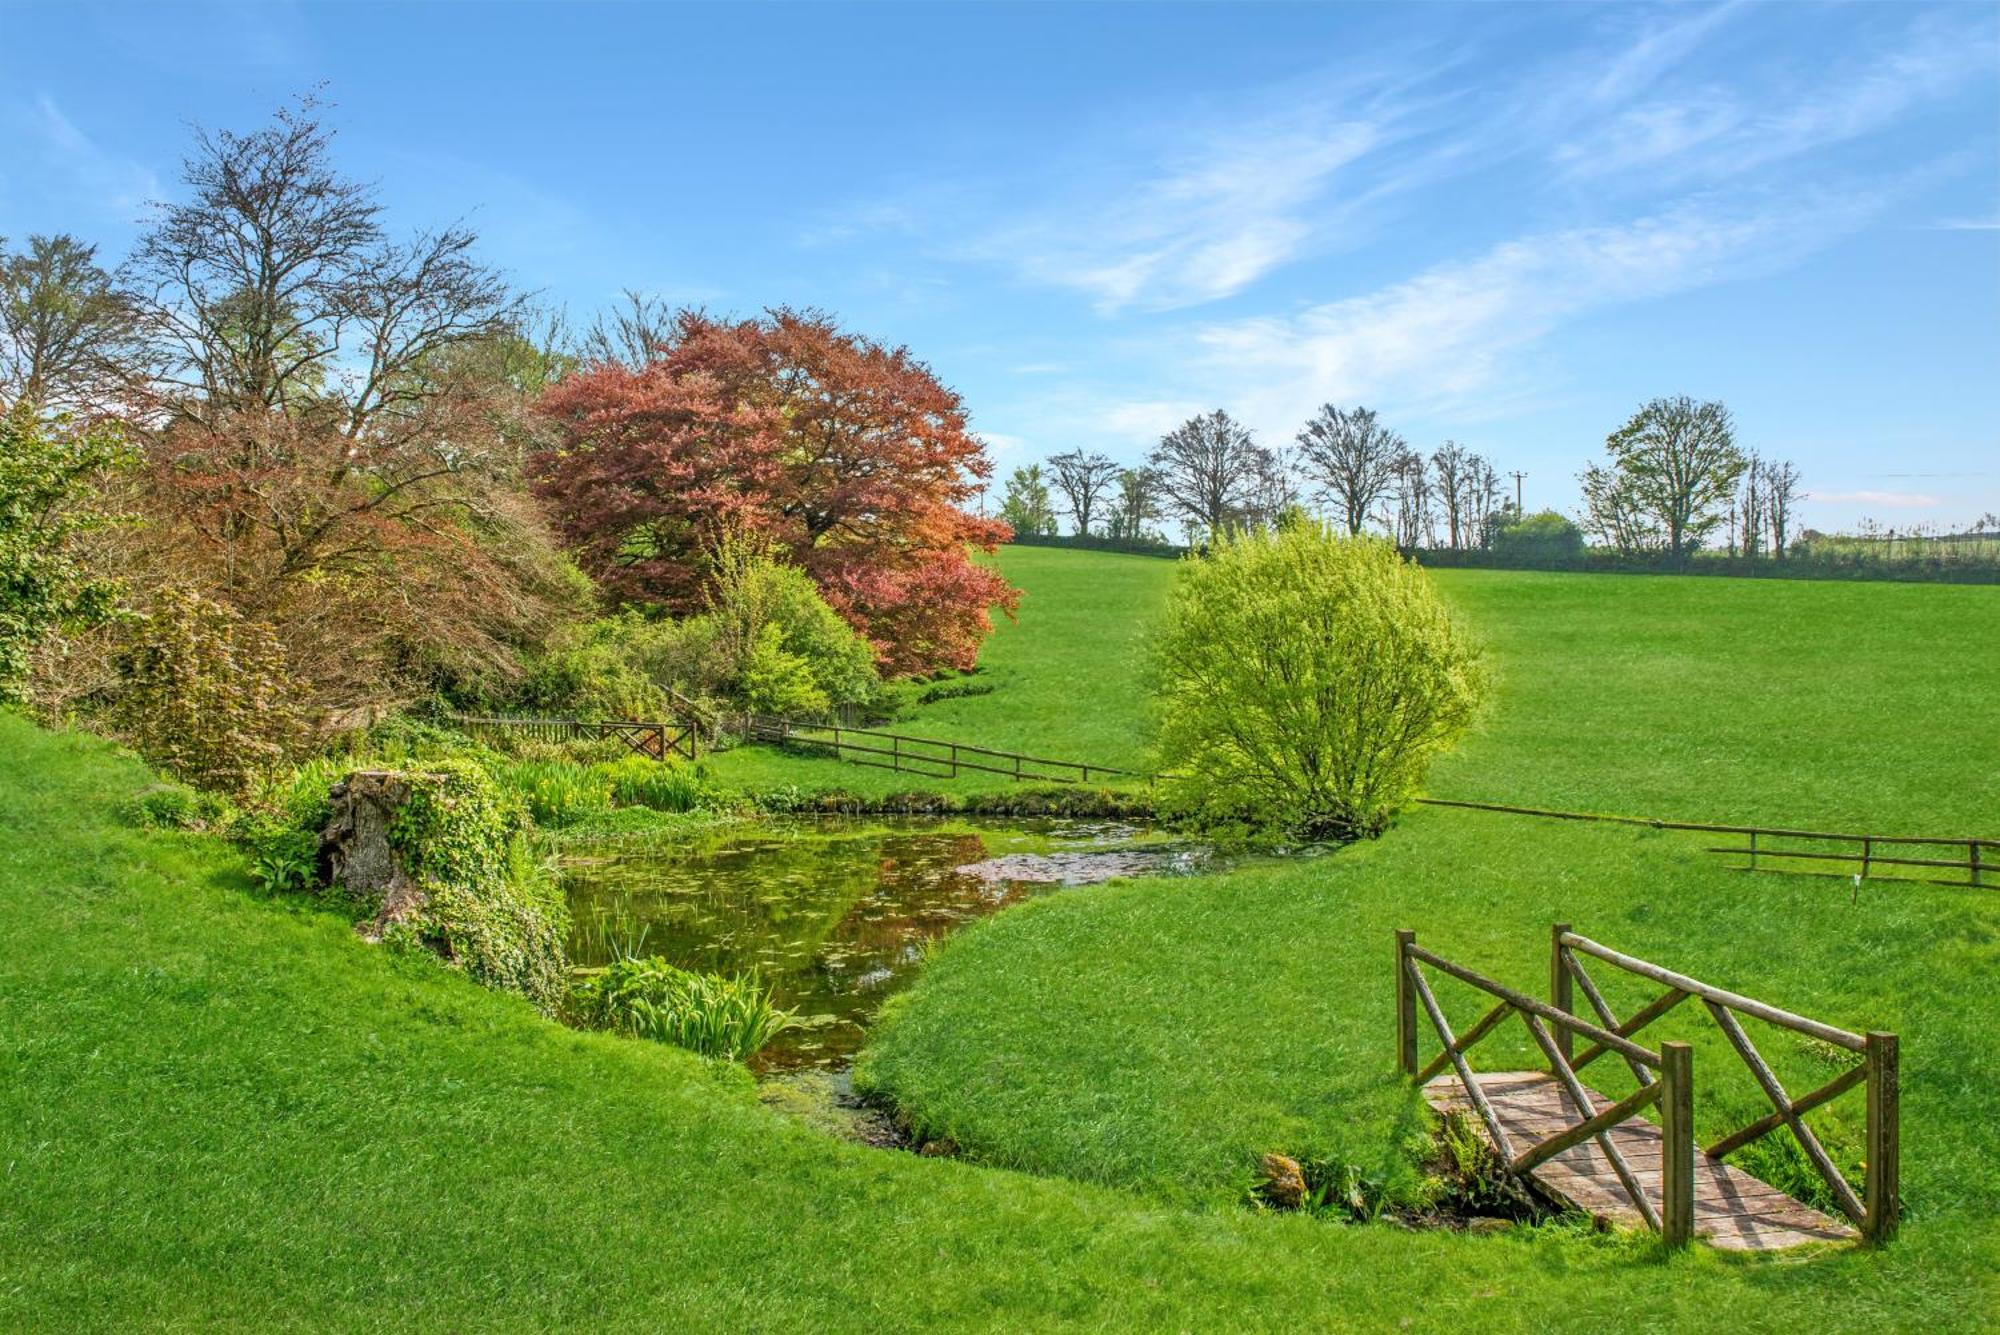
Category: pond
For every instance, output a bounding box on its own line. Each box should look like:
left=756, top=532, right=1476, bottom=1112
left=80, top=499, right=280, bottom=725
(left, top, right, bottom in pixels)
left=562, top=816, right=1207, bottom=1072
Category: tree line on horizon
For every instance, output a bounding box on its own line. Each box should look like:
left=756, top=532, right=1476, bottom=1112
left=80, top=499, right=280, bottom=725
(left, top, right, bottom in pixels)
left=998, top=399, right=1823, bottom=565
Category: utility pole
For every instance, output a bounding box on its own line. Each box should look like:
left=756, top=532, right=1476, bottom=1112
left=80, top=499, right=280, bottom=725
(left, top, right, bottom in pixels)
left=1508, top=470, right=1526, bottom=515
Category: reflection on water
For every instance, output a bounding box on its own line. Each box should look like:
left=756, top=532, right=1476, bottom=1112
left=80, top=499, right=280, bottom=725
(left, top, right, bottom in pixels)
left=562, top=817, right=1190, bottom=1072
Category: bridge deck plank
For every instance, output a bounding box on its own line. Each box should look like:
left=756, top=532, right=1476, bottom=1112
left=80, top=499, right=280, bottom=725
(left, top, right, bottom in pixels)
left=1425, top=1071, right=1855, bottom=1251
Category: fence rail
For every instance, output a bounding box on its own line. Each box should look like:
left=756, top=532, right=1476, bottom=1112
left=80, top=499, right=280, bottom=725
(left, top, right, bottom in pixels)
left=1416, top=797, right=1993, bottom=891
left=445, top=714, right=699, bottom=762
left=1398, top=924, right=1899, bottom=1247
left=740, top=713, right=1142, bottom=785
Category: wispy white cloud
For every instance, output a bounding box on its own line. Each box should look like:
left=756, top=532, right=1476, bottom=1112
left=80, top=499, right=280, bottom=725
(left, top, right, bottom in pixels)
left=1098, top=399, right=1208, bottom=444
left=24, top=95, right=161, bottom=219
left=984, top=107, right=1388, bottom=313
left=1189, top=192, right=1886, bottom=431
left=1929, top=215, right=2000, bottom=231
left=1805, top=489, right=1941, bottom=508
left=1553, top=11, right=1993, bottom=182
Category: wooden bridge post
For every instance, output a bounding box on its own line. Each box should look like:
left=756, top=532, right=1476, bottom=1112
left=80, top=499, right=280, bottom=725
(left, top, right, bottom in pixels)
left=1550, top=921, right=1573, bottom=1065
left=1660, top=1041, right=1695, bottom=1248
left=1395, top=929, right=1418, bottom=1077
left=1865, top=1031, right=1900, bottom=1243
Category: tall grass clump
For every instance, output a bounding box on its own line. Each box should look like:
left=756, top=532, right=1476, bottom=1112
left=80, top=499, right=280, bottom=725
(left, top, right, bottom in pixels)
left=503, top=760, right=615, bottom=828
left=572, top=956, right=792, bottom=1061
left=592, top=754, right=716, bottom=813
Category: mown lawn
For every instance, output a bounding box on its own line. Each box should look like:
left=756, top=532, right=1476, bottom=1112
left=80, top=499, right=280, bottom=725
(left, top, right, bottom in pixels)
left=5, top=550, right=1998, bottom=1330
left=13, top=718, right=1996, bottom=1330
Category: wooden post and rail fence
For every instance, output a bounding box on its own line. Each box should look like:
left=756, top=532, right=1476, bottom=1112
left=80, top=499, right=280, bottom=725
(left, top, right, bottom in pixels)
left=1415, top=797, right=1994, bottom=892
left=435, top=713, right=1991, bottom=893
left=444, top=714, right=703, bottom=762
left=738, top=713, right=1144, bottom=785
left=1397, top=923, right=1899, bottom=1250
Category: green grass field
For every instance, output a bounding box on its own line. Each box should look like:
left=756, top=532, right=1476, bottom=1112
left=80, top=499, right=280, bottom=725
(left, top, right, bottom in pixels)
left=5, top=548, right=1998, bottom=1329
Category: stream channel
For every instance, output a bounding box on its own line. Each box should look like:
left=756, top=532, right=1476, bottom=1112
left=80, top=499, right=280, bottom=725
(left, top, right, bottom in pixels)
left=561, top=815, right=1210, bottom=1074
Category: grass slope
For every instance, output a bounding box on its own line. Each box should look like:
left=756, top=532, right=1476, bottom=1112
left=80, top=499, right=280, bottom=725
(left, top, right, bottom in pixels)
left=852, top=549, right=1999, bottom=1322
left=720, top=548, right=2000, bottom=834
left=14, top=718, right=1993, bottom=1330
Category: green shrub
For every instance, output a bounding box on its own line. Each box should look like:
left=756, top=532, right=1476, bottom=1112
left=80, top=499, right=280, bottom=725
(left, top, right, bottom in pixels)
left=110, top=586, right=310, bottom=798
left=740, top=622, right=831, bottom=717
left=572, top=955, right=792, bottom=1061
left=708, top=535, right=878, bottom=713
left=1488, top=509, right=1586, bottom=565
left=0, top=407, right=129, bottom=704
left=1151, top=524, right=1485, bottom=839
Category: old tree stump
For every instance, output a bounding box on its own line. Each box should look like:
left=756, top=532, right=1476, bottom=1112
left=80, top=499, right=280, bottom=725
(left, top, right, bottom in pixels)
left=319, top=770, right=432, bottom=941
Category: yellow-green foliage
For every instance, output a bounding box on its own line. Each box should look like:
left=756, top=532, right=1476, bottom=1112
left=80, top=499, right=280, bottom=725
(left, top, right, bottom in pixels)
left=111, top=586, right=310, bottom=798
left=1151, top=524, right=1485, bottom=838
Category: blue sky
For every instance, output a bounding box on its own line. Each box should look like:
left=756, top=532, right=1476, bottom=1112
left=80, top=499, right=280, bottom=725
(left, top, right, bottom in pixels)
left=3, top=1, right=1996, bottom=530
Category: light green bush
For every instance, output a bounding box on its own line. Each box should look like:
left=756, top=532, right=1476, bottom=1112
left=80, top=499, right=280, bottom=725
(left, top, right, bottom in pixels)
left=708, top=535, right=878, bottom=714
left=1151, top=524, right=1485, bottom=839
left=110, top=586, right=310, bottom=798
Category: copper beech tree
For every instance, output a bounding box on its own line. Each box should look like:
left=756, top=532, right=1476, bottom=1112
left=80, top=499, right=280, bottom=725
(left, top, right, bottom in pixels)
left=532, top=309, right=1017, bottom=676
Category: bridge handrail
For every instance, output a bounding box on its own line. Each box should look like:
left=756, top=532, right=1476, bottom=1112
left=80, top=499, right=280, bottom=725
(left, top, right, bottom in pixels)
left=1397, top=924, right=1901, bottom=1247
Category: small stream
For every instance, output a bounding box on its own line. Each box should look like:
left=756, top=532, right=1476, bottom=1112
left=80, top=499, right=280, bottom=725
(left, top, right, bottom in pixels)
left=562, top=816, right=1207, bottom=1072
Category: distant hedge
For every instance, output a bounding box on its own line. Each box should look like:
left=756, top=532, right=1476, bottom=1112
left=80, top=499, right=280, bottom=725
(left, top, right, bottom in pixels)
left=1004, top=531, right=2000, bottom=584
left=1005, top=532, right=1189, bottom=558
left=1411, top=546, right=2000, bottom=584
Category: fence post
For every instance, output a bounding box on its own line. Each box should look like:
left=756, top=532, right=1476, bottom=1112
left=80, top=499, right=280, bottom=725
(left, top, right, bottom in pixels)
left=1550, top=921, right=1573, bottom=1065
left=1660, top=1040, right=1695, bottom=1248
left=1865, top=1031, right=1900, bottom=1244
left=1395, top=929, right=1418, bottom=1077
left=1972, top=840, right=1984, bottom=888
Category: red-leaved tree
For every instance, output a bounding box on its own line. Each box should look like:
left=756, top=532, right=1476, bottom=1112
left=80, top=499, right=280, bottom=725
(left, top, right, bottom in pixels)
left=532, top=309, right=1017, bottom=675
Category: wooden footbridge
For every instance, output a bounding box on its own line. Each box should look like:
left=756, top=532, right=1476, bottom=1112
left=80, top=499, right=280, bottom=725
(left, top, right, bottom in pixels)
left=1397, top=925, right=1899, bottom=1250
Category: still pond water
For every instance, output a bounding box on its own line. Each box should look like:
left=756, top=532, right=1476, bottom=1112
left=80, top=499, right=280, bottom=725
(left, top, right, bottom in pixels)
left=562, top=816, right=1205, bottom=1072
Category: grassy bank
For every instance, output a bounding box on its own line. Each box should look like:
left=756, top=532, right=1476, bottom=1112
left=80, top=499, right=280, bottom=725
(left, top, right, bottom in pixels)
left=14, top=717, right=1997, bottom=1329
left=718, top=548, right=2000, bottom=835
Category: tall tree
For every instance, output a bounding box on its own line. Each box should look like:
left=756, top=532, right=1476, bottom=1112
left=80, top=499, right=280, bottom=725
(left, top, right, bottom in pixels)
left=1295, top=404, right=1405, bottom=535
left=1245, top=446, right=1300, bottom=530
left=1045, top=449, right=1120, bottom=537
left=1737, top=454, right=1767, bottom=558
left=1148, top=410, right=1260, bottom=539
left=1388, top=449, right=1432, bottom=548
left=1765, top=457, right=1802, bottom=559
left=534, top=308, right=1017, bottom=676
left=0, top=234, right=142, bottom=415
left=1107, top=466, right=1162, bottom=542
left=1430, top=441, right=1472, bottom=549
left=130, top=94, right=519, bottom=434
left=117, top=97, right=580, bottom=711
left=998, top=463, right=1058, bottom=537
left=1581, top=396, right=1746, bottom=560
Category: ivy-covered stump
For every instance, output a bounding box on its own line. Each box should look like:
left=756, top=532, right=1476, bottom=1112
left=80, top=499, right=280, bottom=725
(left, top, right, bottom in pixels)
left=322, top=771, right=428, bottom=930
left=319, top=762, right=570, bottom=1013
